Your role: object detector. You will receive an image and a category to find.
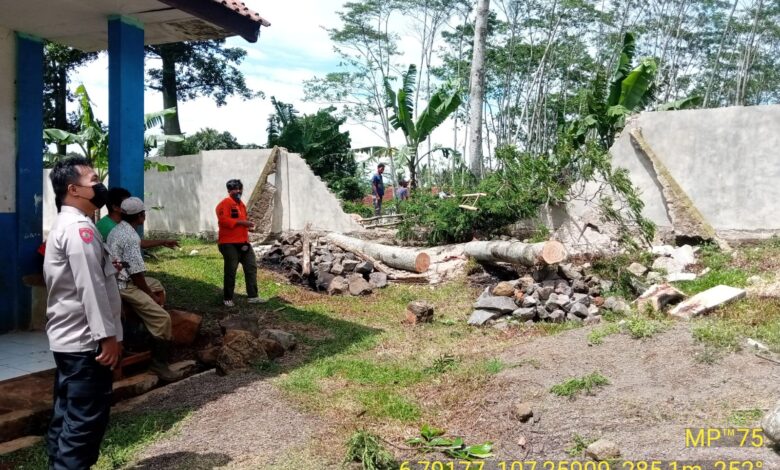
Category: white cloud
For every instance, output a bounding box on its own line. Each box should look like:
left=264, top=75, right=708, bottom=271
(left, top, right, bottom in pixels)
left=69, top=0, right=468, bottom=170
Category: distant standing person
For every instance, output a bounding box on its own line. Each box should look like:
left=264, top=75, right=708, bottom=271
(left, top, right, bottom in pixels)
left=44, top=157, right=122, bottom=469
left=371, top=163, right=386, bottom=216
left=216, top=179, right=266, bottom=307
left=395, top=179, right=409, bottom=201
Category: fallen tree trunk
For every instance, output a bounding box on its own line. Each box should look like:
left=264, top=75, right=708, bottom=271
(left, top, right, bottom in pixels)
left=464, top=240, right=566, bottom=266
left=325, top=233, right=430, bottom=273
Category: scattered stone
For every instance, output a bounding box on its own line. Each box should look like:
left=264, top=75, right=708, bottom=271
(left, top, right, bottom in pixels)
left=603, top=297, right=631, bottom=315
left=316, top=269, right=335, bottom=292
left=670, top=285, right=747, bottom=320
left=406, top=301, right=434, bottom=324
left=548, top=310, right=566, bottom=323
left=217, top=330, right=269, bottom=374
left=566, top=313, right=583, bottom=323
left=652, top=256, right=684, bottom=274
left=559, top=263, right=583, bottom=281
left=169, top=309, right=202, bottom=346
left=666, top=272, right=696, bottom=282
left=588, top=305, right=600, bottom=316
left=517, top=275, right=536, bottom=291
left=554, top=281, right=572, bottom=296
left=513, top=403, right=534, bottom=422
left=342, top=259, right=360, bottom=272
left=189, top=249, right=199, bottom=256
left=746, top=338, right=769, bottom=352
left=369, top=272, right=388, bottom=289
left=468, top=309, right=501, bottom=326
left=474, top=293, right=520, bottom=314
left=330, top=263, right=344, bottom=276
left=219, top=315, right=261, bottom=336
left=651, top=245, right=675, bottom=256
left=492, top=281, right=515, bottom=297
left=568, top=303, right=590, bottom=319
left=492, top=319, right=510, bottom=331
left=627, top=262, right=648, bottom=277
left=545, top=293, right=567, bottom=311
left=761, top=400, right=780, bottom=444
left=260, top=329, right=297, bottom=350
left=328, top=276, right=349, bottom=295
left=635, top=283, right=686, bottom=313
left=571, top=293, right=591, bottom=306
left=347, top=273, right=373, bottom=296
left=521, top=295, right=539, bottom=308
left=512, top=307, right=537, bottom=321
left=537, top=286, right=554, bottom=301
left=585, top=439, right=621, bottom=461
left=671, top=245, right=696, bottom=267
left=747, top=275, right=763, bottom=285
left=584, top=315, right=602, bottom=325
left=572, top=280, right=589, bottom=294
left=600, top=280, right=613, bottom=292
left=646, top=271, right=664, bottom=284
left=169, top=360, right=198, bottom=378
left=592, top=296, right=605, bottom=307
left=514, top=290, right=525, bottom=303
left=355, top=261, right=374, bottom=274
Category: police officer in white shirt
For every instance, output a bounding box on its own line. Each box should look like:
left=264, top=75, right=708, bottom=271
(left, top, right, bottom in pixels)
left=43, top=157, right=122, bottom=469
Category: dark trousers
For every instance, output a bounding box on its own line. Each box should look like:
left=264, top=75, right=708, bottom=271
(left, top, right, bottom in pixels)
left=219, top=243, right=258, bottom=300
left=47, top=351, right=113, bottom=470
left=373, top=196, right=383, bottom=216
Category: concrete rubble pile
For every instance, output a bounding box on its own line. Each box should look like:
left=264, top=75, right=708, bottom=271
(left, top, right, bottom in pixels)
left=468, top=263, right=629, bottom=328
left=259, top=232, right=388, bottom=296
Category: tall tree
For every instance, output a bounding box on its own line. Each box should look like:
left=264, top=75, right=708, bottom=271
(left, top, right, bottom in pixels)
left=43, top=43, right=97, bottom=155
left=467, top=0, right=490, bottom=177
left=146, top=40, right=256, bottom=156
left=304, top=0, right=402, bottom=192
left=178, top=128, right=243, bottom=155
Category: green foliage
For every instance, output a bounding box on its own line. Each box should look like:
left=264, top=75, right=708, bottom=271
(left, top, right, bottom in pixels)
left=385, top=64, right=463, bottom=186
left=267, top=98, right=363, bottom=201
left=178, top=128, right=243, bottom=154
left=550, top=372, right=610, bottom=398
left=406, top=425, right=494, bottom=461
left=43, top=85, right=177, bottom=180
left=624, top=315, right=669, bottom=339
left=345, top=430, right=397, bottom=470
left=587, top=323, right=621, bottom=345
left=566, top=434, right=598, bottom=457
left=342, top=200, right=374, bottom=218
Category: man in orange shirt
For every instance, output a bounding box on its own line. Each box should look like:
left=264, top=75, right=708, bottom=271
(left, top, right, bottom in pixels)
left=216, top=179, right=265, bottom=307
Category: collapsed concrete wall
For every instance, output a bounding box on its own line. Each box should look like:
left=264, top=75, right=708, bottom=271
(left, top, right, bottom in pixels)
left=43, top=148, right=363, bottom=238
left=565, top=104, right=780, bottom=242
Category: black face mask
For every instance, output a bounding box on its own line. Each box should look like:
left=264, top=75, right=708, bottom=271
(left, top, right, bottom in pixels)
left=231, top=191, right=243, bottom=201
left=78, top=183, right=109, bottom=209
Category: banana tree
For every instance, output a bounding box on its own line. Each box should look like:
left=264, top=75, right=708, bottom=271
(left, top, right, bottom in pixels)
left=385, top=64, right=462, bottom=188
left=570, top=33, right=658, bottom=150
left=44, top=84, right=181, bottom=181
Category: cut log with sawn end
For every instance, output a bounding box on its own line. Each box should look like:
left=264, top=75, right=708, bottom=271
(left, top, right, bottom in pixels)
left=464, top=240, right=566, bottom=267
left=325, top=233, right=430, bottom=273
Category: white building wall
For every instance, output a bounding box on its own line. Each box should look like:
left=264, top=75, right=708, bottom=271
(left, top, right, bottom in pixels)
left=0, top=27, right=16, bottom=213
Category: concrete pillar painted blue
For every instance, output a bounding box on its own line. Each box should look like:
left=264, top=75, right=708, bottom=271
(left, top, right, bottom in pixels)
left=0, top=33, right=44, bottom=333
left=108, top=16, right=144, bottom=199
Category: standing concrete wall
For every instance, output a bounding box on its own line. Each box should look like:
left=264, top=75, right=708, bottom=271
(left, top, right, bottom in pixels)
left=566, top=104, right=780, bottom=240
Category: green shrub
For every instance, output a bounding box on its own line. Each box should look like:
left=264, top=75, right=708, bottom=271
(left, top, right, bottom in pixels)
left=342, top=200, right=374, bottom=219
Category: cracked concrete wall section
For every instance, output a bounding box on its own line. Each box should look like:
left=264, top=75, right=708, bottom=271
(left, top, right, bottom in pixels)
left=567, top=104, right=780, bottom=242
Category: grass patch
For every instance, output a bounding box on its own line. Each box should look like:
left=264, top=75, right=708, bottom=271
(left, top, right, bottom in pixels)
left=693, top=345, right=724, bottom=365
left=624, top=315, right=669, bottom=339
left=550, top=372, right=610, bottom=398
left=481, top=357, right=506, bottom=375
left=566, top=434, right=597, bottom=457
left=0, top=409, right=190, bottom=470
left=728, top=409, right=764, bottom=427
left=674, top=268, right=750, bottom=296
left=587, top=323, right=621, bottom=345
left=344, top=430, right=397, bottom=470
left=692, top=320, right=744, bottom=351
left=358, top=390, right=421, bottom=422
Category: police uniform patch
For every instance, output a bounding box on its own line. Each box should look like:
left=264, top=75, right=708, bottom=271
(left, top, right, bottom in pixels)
left=79, top=227, right=94, bottom=243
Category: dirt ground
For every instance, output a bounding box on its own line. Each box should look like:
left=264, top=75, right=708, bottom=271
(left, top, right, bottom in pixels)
left=124, top=321, right=780, bottom=468
left=446, top=323, right=780, bottom=465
